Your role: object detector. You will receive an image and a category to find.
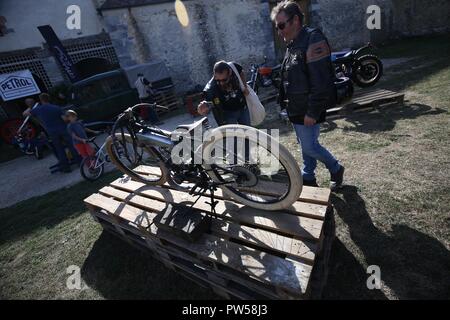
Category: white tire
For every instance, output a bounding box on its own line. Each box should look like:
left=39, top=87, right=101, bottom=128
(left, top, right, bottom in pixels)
left=202, top=124, right=302, bottom=211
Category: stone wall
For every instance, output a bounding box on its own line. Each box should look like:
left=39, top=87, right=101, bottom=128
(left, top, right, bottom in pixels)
left=309, top=0, right=450, bottom=50
left=102, top=0, right=276, bottom=92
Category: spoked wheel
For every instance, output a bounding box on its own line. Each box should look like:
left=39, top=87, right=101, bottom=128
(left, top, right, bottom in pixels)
left=202, top=125, right=302, bottom=211
left=80, top=155, right=104, bottom=181
left=105, top=133, right=168, bottom=185
left=353, top=54, right=383, bottom=87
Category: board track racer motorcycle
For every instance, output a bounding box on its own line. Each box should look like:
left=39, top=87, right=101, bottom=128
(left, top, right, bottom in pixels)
left=106, top=103, right=303, bottom=211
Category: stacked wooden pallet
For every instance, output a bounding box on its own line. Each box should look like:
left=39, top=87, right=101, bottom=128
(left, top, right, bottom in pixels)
left=84, top=166, right=335, bottom=299
left=153, top=88, right=180, bottom=115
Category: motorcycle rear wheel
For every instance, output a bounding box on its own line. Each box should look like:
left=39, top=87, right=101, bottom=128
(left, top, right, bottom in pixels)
left=353, top=54, right=383, bottom=87
left=202, top=125, right=302, bottom=211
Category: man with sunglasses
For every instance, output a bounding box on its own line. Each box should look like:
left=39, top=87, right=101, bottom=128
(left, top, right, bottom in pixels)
left=272, top=0, right=344, bottom=190
left=197, top=60, right=250, bottom=126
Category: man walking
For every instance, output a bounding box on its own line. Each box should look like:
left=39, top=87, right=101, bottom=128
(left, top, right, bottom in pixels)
left=271, top=0, right=344, bottom=190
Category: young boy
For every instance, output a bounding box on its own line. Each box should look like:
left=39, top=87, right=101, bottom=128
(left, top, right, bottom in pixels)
left=65, top=110, right=100, bottom=159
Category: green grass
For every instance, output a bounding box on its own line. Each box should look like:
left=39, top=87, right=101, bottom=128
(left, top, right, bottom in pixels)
left=1, top=34, right=450, bottom=300
left=0, top=171, right=216, bottom=299
left=346, top=139, right=391, bottom=152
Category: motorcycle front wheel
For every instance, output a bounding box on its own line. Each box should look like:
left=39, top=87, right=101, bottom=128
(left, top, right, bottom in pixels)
left=353, top=54, right=383, bottom=87
left=105, top=133, right=168, bottom=185
left=202, top=125, right=302, bottom=211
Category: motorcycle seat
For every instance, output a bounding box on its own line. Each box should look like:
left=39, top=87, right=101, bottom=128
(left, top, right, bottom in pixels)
left=176, top=117, right=208, bottom=132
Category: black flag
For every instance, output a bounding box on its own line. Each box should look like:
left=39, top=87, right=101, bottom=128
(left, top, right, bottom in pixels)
left=37, top=25, right=81, bottom=83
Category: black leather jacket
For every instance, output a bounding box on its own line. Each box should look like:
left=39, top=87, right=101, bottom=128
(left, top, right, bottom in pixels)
left=278, top=26, right=336, bottom=124
left=202, top=62, right=246, bottom=126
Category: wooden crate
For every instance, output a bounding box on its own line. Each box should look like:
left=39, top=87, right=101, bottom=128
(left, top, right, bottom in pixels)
left=84, top=167, right=335, bottom=300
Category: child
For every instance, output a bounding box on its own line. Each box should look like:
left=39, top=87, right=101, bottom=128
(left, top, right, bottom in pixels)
left=65, top=110, right=100, bottom=160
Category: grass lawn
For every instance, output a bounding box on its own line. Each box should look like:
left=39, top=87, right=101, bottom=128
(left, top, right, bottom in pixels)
left=1, top=34, right=449, bottom=300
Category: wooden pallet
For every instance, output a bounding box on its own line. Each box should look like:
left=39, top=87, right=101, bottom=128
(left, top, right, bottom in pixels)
left=261, top=87, right=404, bottom=116
left=84, top=166, right=335, bottom=300
left=277, top=88, right=404, bottom=124
left=327, top=88, right=404, bottom=118
left=154, top=88, right=180, bottom=115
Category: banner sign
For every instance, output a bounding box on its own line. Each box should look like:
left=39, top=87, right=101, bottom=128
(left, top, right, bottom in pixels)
left=37, top=25, right=81, bottom=83
left=0, top=70, right=41, bottom=101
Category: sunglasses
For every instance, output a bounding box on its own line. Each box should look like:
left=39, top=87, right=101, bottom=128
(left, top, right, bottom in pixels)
left=215, top=77, right=229, bottom=84
left=275, top=16, right=294, bottom=31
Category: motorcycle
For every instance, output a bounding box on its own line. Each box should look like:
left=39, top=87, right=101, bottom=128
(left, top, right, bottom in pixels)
left=332, top=42, right=383, bottom=88
left=12, top=115, right=48, bottom=160
left=247, top=56, right=282, bottom=94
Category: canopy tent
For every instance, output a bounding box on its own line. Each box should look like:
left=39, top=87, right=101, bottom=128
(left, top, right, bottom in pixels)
left=122, top=60, right=174, bottom=90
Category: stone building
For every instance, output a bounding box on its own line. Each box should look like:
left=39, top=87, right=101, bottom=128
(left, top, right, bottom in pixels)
left=98, top=0, right=276, bottom=92
left=0, top=0, right=449, bottom=101
left=309, top=0, right=450, bottom=51
left=97, top=0, right=450, bottom=91
left=0, top=0, right=120, bottom=92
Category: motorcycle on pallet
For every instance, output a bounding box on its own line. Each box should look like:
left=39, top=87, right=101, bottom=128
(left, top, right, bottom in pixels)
left=332, top=42, right=383, bottom=88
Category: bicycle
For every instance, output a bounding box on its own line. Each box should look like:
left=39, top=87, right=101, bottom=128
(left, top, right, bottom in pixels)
left=105, top=103, right=302, bottom=211
left=80, top=133, right=114, bottom=181
left=12, top=115, right=48, bottom=160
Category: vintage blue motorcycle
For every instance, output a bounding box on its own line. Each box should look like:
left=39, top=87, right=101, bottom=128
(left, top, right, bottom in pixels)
left=332, top=42, right=383, bottom=88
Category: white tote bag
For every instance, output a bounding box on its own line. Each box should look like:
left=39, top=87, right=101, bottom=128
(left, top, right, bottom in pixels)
left=228, top=62, right=266, bottom=126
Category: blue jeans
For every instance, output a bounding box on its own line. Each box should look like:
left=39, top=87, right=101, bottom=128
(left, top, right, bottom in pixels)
left=49, top=132, right=82, bottom=169
left=293, top=123, right=340, bottom=181
left=223, top=107, right=251, bottom=125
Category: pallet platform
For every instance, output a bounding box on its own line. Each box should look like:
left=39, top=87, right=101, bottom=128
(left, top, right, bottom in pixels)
left=275, top=87, right=404, bottom=124
left=327, top=88, right=405, bottom=118
left=84, top=166, right=335, bottom=299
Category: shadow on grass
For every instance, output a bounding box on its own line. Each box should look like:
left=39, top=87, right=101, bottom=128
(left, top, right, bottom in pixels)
left=328, top=185, right=450, bottom=299
left=380, top=57, right=450, bottom=92
left=0, top=171, right=122, bottom=245
left=339, top=103, right=448, bottom=134
left=81, top=231, right=218, bottom=299
left=323, top=238, right=388, bottom=300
